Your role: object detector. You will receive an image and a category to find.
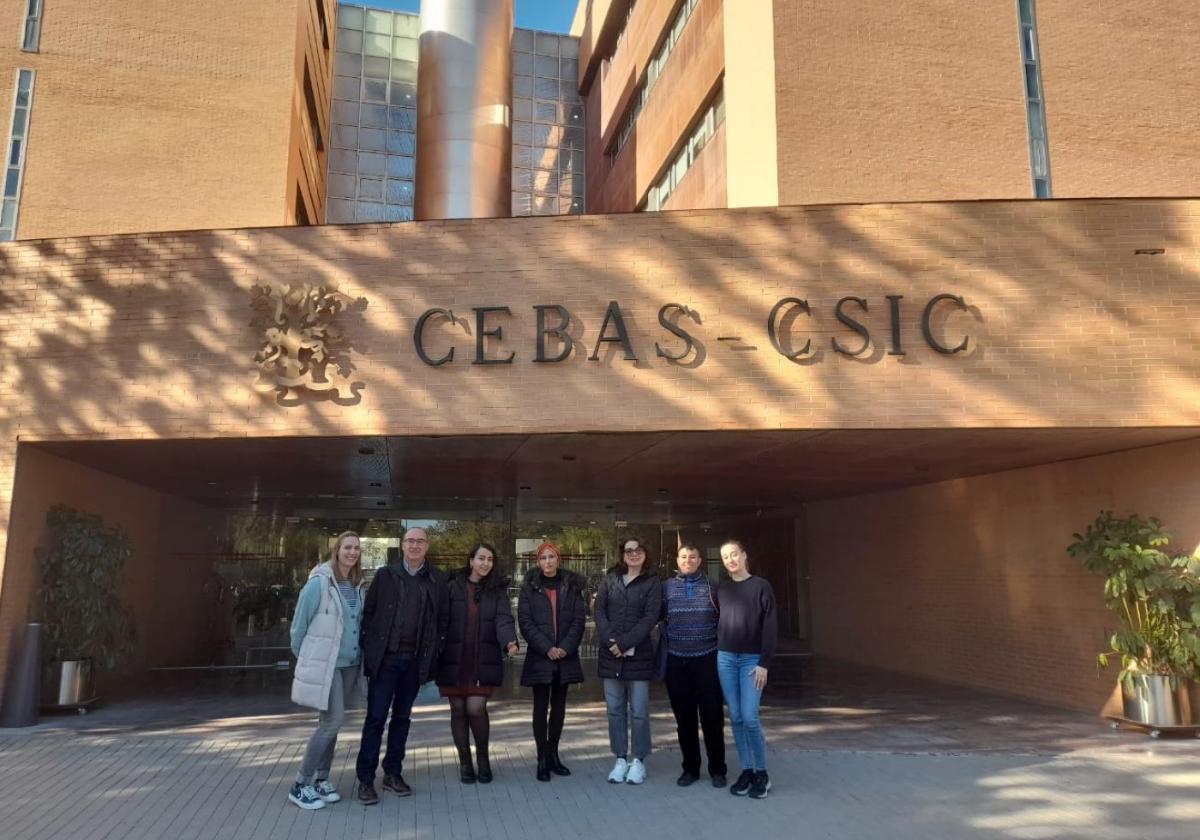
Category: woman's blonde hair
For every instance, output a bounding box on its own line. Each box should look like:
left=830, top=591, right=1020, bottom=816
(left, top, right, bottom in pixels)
left=330, top=530, right=364, bottom=585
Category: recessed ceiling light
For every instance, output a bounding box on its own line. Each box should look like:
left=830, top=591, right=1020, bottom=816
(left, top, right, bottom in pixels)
left=369, top=481, right=382, bottom=487
left=520, top=485, right=532, bottom=491
left=358, top=447, right=375, bottom=455
left=561, top=455, right=577, bottom=461
left=657, top=488, right=668, bottom=494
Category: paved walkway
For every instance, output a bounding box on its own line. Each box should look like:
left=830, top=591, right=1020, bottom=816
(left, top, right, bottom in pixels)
left=2, top=662, right=1197, bottom=839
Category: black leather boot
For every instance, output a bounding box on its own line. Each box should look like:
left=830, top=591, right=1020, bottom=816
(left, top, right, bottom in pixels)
left=535, top=743, right=551, bottom=781
left=476, top=747, right=493, bottom=783
left=458, top=749, right=476, bottom=784
left=547, top=743, right=571, bottom=777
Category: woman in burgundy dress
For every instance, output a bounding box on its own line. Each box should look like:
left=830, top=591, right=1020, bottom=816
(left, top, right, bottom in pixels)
left=435, top=543, right=519, bottom=783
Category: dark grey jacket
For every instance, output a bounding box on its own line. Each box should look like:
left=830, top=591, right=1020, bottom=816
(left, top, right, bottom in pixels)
left=361, top=561, right=449, bottom=683
left=517, top=567, right=588, bottom=686
left=594, top=569, right=662, bottom=681
left=435, top=571, right=517, bottom=687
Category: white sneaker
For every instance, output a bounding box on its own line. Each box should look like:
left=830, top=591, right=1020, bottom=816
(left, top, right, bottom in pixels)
left=625, top=758, right=646, bottom=785
left=313, top=779, right=341, bottom=803
left=288, top=782, right=327, bottom=810
left=607, top=757, right=629, bottom=783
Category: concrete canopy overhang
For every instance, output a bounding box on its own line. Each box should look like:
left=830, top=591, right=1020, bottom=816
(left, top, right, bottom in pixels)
left=32, top=426, right=1200, bottom=523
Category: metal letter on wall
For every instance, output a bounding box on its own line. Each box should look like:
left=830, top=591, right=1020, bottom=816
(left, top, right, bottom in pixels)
left=249, top=283, right=369, bottom=405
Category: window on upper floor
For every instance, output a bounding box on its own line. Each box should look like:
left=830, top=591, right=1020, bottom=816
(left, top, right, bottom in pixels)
left=22, top=0, right=43, bottom=52
left=606, top=0, right=702, bottom=164
left=1018, top=0, right=1051, bottom=198
left=642, top=87, right=723, bottom=212
left=1, top=69, right=36, bottom=241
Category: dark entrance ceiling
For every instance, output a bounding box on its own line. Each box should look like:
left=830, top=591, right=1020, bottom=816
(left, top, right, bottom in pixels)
left=33, top=427, right=1200, bottom=523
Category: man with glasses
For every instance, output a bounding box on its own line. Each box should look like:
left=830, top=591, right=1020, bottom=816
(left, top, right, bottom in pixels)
left=355, top=527, right=449, bottom=804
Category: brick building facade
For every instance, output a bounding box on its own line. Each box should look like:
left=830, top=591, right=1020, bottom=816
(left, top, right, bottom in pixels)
left=1, top=197, right=1199, bottom=712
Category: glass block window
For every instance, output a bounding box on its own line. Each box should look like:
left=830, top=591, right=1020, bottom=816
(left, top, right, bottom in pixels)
left=327, top=4, right=417, bottom=223
left=511, top=29, right=586, bottom=216
left=642, top=88, right=723, bottom=212
left=1018, top=0, right=1051, bottom=198
left=0, top=69, right=34, bottom=241
left=22, top=0, right=42, bottom=52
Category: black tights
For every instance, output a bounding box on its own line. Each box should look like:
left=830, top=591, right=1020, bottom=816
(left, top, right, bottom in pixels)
left=448, top=696, right=490, bottom=760
left=531, top=677, right=569, bottom=755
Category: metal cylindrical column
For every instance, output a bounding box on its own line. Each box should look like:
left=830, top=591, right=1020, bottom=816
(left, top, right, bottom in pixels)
left=415, top=0, right=513, bottom=220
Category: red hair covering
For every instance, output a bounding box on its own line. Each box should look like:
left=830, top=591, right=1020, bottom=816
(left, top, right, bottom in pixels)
left=533, top=540, right=562, bottom=560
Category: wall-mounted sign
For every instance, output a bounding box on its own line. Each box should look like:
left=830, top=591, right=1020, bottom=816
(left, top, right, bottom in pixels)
left=249, top=283, right=368, bottom=403
left=413, top=295, right=972, bottom=367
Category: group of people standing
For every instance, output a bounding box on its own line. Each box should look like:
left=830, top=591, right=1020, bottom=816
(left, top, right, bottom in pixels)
left=286, top=527, right=778, bottom=811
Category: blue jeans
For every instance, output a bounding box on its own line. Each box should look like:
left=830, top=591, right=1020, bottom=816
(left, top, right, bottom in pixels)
left=717, top=651, right=767, bottom=771
left=356, top=652, right=420, bottom=784
left=603, top=678, right=651, bottom=760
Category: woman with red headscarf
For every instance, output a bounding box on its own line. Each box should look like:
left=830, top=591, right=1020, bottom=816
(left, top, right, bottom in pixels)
left=517, top=541, right=588, bottom=781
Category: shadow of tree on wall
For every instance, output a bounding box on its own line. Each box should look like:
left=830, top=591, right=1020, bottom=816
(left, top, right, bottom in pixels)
left=2, top=199, right=1200, bottom=702
left=2, top=199, right=1197, bottom=447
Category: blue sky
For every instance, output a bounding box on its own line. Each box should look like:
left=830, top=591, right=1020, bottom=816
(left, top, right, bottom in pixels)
left=362, top=1, right=575, bottom=34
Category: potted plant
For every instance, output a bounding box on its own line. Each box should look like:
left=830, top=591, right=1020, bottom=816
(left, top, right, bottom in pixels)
left=36, top=505, right=136, bottom=709
left=1068, top=510, right=1200, bottom=730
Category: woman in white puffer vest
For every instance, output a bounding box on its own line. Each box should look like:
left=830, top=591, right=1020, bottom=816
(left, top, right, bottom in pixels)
left=287, top=530, right=366, bottom=811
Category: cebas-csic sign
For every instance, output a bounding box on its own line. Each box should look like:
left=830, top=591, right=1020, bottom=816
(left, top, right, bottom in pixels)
left=413, top=294, right=971, bottom=366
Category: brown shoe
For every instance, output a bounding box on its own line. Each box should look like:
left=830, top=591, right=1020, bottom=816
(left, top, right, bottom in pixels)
left=382, top=774, right=412, bottom=796
left=357, top=781, right=379, bottom=806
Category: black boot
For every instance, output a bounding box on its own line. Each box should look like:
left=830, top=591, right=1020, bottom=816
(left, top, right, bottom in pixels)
left=547, top=743, right=571, bottom=777
left=535, top=743, right=551, bottom=782
left=458, top=749, right=476, bottom=784
left=476, top=747, right=493, bottom=784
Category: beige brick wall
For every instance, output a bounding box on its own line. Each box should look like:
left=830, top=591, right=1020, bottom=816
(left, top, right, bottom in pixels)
left=773, top=0, right=1031, bottom=205
left=1036, top=0, right=1200, bottom=198
left=0, top=200, right=1198, bottom=443
left=0, top=197, right=1199, bottom=696
left=0, top=0, right=308, bottom=239
left=807, top=437, right=1200, bottom=712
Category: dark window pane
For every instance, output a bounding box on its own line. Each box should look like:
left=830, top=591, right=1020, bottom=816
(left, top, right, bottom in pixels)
left=1024, top=64, right=1039, bottom=99
left=386, top=131, right=415, bottom=154
left=386, top=155, right=414, bottom=179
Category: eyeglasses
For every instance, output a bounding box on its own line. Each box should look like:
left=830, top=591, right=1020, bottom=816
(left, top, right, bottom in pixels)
left=623, top=547, right=645, bottom=554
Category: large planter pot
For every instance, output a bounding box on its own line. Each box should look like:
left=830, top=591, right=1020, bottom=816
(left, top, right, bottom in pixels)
left=42, top=659, right=95, bottom=708
left=1120, top=674, right=1197, bottom=727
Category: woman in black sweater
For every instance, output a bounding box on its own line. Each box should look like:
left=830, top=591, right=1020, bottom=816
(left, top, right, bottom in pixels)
left=518, top=540, right=588, bottom=781
left=435, top=543, right=519, bottom=784
left=716, top=539, right=778, bottom=801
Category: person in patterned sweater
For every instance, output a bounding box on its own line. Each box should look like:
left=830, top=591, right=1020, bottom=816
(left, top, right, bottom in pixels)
left=660, top=543, right=727, bottom=788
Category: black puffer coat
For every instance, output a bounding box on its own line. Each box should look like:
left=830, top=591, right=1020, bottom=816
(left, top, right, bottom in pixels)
left=517, top=567, right=588, bottom=686
left=361, top=561, right=449, bottom=683
left=435, top=571, right=517, bottom=687
left=594, top=568, right=662, bottom=680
